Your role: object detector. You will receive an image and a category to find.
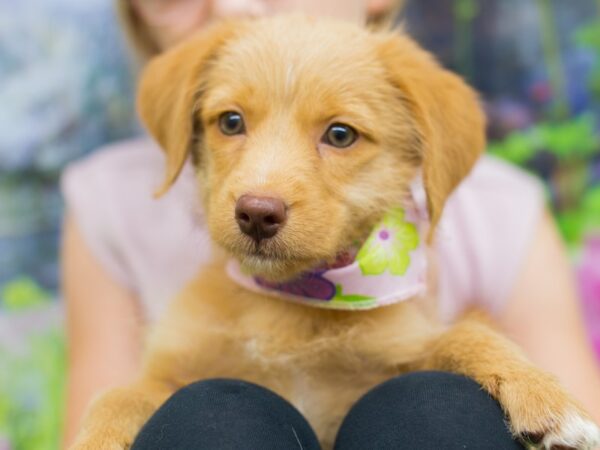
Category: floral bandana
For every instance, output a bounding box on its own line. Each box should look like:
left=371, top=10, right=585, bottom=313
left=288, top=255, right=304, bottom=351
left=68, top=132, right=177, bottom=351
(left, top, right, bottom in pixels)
left=226, top=178, right=429, bottom=310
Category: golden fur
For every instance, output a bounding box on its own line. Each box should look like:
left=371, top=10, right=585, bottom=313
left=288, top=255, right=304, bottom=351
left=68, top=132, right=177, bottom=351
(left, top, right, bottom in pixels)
left=72, top=16, right=599, bottom=450
left=114, top=0, right=407, bottom=62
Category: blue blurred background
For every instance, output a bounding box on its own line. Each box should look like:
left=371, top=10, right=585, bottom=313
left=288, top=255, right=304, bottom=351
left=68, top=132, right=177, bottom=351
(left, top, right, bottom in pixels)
left=0, top=0, right=136, bottom=447
left=0, top=0, right=599, bottom=448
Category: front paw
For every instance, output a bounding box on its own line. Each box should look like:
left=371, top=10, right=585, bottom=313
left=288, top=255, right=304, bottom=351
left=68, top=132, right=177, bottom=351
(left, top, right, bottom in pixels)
left=498, top=373, right=600, bottom=449
left=522, top=412, right=600, bottom=450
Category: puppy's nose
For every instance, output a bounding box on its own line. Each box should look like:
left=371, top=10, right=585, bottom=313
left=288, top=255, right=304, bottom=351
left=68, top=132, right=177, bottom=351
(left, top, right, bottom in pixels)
left=235, top=195, right=287, bottom=242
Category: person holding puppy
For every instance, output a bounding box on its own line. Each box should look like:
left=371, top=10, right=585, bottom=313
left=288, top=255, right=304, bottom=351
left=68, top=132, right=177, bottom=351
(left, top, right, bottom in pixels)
left=61, top=0, right=600, bottom=447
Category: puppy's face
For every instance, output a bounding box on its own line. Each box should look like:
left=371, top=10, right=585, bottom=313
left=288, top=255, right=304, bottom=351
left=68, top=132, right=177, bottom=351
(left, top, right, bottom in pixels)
left=138, top=16, right=485, bottom=280
left=199, top=20, right=421, bottom=279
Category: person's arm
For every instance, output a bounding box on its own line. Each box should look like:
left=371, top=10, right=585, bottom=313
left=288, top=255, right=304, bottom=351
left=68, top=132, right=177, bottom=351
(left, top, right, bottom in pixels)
left=498, top=210, right=600, bottom=425
left=61, top=214, right=144, bottom=448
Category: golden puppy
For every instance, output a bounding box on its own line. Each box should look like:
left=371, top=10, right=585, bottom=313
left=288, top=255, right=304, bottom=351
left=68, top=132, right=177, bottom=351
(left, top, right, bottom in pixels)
left=72, top=16, right=600, bottom=450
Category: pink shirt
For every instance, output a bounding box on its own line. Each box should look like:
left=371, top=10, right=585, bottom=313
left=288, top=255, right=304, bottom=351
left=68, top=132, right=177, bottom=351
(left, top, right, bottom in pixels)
left=61, top=138, right=545, bottom=323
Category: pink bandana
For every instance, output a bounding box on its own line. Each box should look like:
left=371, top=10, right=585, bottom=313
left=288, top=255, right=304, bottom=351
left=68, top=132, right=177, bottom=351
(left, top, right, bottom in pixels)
left=226, top=178, right=429, bottom=310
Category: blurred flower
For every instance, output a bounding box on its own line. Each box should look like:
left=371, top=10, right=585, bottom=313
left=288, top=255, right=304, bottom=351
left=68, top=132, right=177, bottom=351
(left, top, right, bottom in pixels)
left=486, top=98, right=535, bottom=140
left=529, top=79, right=553, bottom=104
left=578, top=235, right=600, bottom=360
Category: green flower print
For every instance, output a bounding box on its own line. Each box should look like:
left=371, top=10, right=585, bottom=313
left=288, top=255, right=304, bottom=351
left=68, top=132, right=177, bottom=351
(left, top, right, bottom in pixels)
left=356, top=208, right=419, bottom=276
left=333, top=285, right=375, bottom=304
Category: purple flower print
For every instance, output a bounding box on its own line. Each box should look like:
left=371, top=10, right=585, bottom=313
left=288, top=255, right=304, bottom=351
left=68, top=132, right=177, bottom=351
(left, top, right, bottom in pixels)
left=255, top=271, right=336, bottom=301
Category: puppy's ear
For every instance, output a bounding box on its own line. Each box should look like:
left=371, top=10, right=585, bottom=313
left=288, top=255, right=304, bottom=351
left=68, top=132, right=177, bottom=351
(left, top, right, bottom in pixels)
left=377, top=34, right=486, bottom=236
left=137, top=21, right=241, bottom=196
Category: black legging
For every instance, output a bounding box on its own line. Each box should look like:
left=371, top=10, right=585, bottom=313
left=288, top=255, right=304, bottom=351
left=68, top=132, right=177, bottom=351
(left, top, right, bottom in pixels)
left=131, top=371, right=525, bottom=449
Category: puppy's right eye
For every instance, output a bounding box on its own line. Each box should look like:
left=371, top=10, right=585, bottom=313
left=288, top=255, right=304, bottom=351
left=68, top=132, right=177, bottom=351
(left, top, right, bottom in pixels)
left=219, top=112, right=245, bottom=136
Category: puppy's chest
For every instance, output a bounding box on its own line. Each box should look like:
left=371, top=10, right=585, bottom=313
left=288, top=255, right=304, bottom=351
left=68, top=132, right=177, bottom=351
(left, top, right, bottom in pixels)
left=221, top=320, right=400, bottom=446
left=236, top=327, right=396, bottom=378
left=281, top=363, right=396, bottom=449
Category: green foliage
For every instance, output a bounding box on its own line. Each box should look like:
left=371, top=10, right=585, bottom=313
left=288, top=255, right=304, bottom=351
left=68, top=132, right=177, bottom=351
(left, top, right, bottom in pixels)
left=537, top=114, right=598, bottom=159
left=1, top=278, right=51, bottom=311
left=581, top=186, right=600, bottom=230
left=549, top=186, right=600, bottom=245
left=454, top=0, right=479, bottom=20
left=575, top=20, right=600, bottom=51
left=0, top=326, right=65, bottom=450
left=490, top=113, right=599, bottom=246
left=489, top=113, right=599, bottom=164
left=574, top=20, right=600, bottom=98
left=488, top=131, right=538, bottom=166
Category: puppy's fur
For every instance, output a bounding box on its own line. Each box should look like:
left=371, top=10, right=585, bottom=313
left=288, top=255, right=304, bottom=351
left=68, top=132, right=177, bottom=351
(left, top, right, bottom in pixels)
left=72, top=16, right=600, bottom=449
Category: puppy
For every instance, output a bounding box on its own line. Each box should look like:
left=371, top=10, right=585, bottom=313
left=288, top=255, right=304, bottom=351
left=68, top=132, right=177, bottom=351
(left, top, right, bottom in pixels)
left=72, top=16, right=600, bottom=450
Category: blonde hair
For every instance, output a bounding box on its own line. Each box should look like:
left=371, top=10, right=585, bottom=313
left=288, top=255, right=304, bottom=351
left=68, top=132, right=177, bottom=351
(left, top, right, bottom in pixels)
left=366, top=0, right=405, bottom=32
left=115, top=0, right=406, bottom=63
left=115, top=0, right=160, bottom=62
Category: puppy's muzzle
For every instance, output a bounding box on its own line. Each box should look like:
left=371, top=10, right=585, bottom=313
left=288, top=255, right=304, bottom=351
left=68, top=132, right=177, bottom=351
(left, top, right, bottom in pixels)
left=235, top=195, right=287, bottom=243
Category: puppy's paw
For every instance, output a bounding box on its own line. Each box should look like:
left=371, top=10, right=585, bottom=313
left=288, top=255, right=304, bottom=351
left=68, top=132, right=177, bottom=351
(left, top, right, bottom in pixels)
left=525, top=411, right=600, bottom=449
left=498, top=374, right=600, bottom=449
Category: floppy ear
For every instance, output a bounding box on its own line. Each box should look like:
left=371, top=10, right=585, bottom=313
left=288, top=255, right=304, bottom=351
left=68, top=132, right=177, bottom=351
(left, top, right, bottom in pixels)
left=377, top=34, right=486, bottom=236
left=137, top=20, right=242, bottom=196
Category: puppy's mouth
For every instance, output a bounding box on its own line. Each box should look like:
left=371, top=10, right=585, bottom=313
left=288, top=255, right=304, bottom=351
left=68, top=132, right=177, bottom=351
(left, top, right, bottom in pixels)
left=231, top=239, right=357, bottom=282
left=244, top=245, right=355, bottom=266
left=245, top=244, right=295, bottom=262
left=234, top=242, right=316, bottom=280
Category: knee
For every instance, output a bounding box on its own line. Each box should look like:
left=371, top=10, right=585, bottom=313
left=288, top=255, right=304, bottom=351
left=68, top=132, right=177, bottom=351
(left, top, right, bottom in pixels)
left=132, top=379, right=321, bottom=450
left=335, top=371, right=521, bottom=450
left=344, top=371, right=491, bottom=412
left=171, top=378, right=275, bottom=403
left=370, top=370, right=486, bottom=400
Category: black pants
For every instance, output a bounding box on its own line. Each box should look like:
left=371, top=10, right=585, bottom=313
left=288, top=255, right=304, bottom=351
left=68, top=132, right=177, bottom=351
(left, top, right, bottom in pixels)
left=131, top=371, right=524, bottom=449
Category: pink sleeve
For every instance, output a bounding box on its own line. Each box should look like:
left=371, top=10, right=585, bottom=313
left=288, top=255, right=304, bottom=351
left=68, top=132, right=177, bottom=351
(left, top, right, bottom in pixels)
left=60, top=138, right=210, bottom=322
left=435, top=156, right=546, bottom=322
left=60, top=139, right=161, bottom=292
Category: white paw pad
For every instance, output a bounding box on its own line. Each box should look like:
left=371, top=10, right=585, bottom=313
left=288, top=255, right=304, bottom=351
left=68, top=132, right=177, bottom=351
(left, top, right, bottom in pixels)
left=538, top=412, right=600, bottom=449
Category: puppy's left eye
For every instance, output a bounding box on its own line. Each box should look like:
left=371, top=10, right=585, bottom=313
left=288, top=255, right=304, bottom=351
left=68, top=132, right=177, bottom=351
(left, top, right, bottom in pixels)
left=219, top=111, right=245, bottom=136
left=322, top=123, right=358, bottom=149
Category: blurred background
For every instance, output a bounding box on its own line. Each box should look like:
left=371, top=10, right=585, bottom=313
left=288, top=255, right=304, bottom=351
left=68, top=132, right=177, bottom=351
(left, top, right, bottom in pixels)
left=0, top=0, right=599, bottom=448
